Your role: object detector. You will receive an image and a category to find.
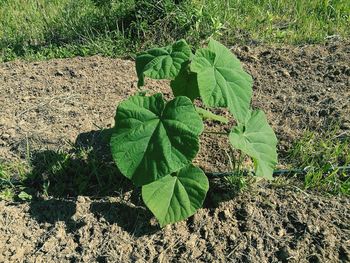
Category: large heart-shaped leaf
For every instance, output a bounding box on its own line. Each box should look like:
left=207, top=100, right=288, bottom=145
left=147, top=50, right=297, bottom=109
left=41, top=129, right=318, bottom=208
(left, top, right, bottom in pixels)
left=190, top=39, right=253, bottom=123
left=136, top=39, right=192, bottom=87
left=142, top=165, right=209, bottom=227
left=229, top=110, right=278, bottom=179
left=110, top=94, right=203, bottom=186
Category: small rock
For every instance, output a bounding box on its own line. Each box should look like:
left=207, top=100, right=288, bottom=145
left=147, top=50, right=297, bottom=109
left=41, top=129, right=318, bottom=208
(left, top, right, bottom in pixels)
left=308, top=255, right=321, bottom=263
left=218, top=209, right=231, bottom=221
left=318, top=109, right=328, bottom=117
left=241, top=46, right=250, bottom=52
left=276, top=95, right=287, bottom=102
left=69, top=69, right=78, bottom=78
left=55, top=70, right=64, bottom=76
left=340, top=121, right=350, bottom=130
left=275, top=246, right=290, bottom=263
left=247, top=55, right=259, bottom=62
left=334, top=69, right=341, bottom=75
left=308, top=94, right=319, bottom=102
left=7, top=128, right=16, bottom=137
left=328, top=75, right=335, bottom=81
left=344, top=67, right=350, bottom=76
left=1, top=133, right=10, bottom=139
left=0, top=139, right=6, bottom=146
left=260, top=50, right=271, bottom=57
left=77, top=196, right=89, bottom=203
left=279, top=68, right=290, bottom=77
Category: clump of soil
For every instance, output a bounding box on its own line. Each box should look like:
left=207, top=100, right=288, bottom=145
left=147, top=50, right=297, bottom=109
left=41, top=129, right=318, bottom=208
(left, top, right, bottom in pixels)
left=0, top=41, right=349, bottom=262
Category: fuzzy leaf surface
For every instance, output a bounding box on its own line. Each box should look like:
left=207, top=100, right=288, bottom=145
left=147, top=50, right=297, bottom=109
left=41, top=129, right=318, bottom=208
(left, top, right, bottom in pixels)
left=136, top=39, right=192, bottom=86
left=142, top=165, right=209, bottom=227
left=229, top=110, right=278, bottom=179
left=191, top=39, right=253, bottom=123
left=110, top=94, right=203, bottom=186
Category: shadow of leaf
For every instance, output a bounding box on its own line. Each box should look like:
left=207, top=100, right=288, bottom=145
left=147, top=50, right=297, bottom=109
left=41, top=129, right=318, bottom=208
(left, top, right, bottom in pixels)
left=90, top=200, right=159, bottom=237
left=28, top=198, right=85, bottom=235
left=26, top=128, right=132, bottom=197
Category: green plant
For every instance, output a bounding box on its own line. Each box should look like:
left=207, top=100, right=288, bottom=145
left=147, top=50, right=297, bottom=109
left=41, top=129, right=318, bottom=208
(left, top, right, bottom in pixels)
left=0, top=160, right=32, bottom=201
left=288, top=127, right=350, bottom=195
left=110, top=39, right=278, bottom=226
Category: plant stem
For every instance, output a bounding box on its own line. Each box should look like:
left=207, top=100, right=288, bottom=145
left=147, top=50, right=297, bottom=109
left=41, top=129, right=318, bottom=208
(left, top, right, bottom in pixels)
left=203, top=131, right=229, bottom=135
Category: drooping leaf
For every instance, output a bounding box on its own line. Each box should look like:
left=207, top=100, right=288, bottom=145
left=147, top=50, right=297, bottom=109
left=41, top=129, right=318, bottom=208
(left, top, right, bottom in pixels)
left=170, top=61, right=200, bottom=101
left=190, top=39, right=253, bottom=123
left=195, top=107, right=228, bottom=124
left=110, top=94, right=203, bottom=186
left=136, top=39, right=192, bottom=87
left=142, top=165, right=209, bottom=227
left=229, top=110, right=278, bottom=179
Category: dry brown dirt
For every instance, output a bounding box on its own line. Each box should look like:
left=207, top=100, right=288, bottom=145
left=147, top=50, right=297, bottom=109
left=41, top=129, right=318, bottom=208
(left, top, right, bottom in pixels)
left=0, top=41, right=350, bottom=262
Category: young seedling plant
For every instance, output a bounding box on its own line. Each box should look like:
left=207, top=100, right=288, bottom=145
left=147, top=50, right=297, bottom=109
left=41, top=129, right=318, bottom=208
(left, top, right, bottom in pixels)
left=110, top=39, right=278, bottom=227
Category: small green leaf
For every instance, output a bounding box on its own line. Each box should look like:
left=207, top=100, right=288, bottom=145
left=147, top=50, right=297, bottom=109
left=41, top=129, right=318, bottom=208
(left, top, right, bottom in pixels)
left=0, top=188, right=15, bottom=201
left=229, top=110, right=278, bottom=179
left=191, top=39, right=253, bottom=123
left=111, top=94, right=203, bottom=186
left=18, top=191, right=32, bottom=201
left=170, top=61, right=200, bottom=101
left=142, top=165, right=209, bottom=227
left=136, top=39, right=192, bottom=86
left=195, top=107, right=229, bottom=124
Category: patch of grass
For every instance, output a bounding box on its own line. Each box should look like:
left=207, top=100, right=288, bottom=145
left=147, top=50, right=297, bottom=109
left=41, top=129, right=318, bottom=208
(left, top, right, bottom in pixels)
left=288, top=126, right=350, bottom=195
left=210, top=0, right=350, bottom=44
left=0, top=160, right=31, bottom=201
left=0, top=0, right=349, bottom=62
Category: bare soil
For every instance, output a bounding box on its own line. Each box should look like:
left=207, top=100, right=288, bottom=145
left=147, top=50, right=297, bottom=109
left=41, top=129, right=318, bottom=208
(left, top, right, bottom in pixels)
left=0, top=41, right=349, bottom=262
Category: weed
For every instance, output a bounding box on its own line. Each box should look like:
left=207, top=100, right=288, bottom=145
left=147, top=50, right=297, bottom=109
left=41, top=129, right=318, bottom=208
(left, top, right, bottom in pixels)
left=288, top=126, right=350, bottom=195
left=0, top=160, right=31, bottom=201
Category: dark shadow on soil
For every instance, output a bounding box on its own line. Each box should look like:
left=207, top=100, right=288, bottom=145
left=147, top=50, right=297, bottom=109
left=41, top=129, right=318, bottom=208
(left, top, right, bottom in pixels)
left=204, top=178, right=244, bottom=208
left=74, top=128, right=114, bottom=162
left=27, top=198, right=159, bottom=237
left=26, top=128, right=132, bottom=198
left=28, top=198, right=83, bottom=234
left=90, top=200, right=159, bottom=237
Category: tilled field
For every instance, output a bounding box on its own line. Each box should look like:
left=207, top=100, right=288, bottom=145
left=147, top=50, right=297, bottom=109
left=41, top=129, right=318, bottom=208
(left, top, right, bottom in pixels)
left=0, top=41, right=349, bottom=262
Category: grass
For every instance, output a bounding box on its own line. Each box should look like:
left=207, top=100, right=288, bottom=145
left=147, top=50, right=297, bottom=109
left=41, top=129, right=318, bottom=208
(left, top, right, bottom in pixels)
left=0, top=160, right=30, bottom=200
left=0, top=0, right=349, bottom=62
left=222, top=125, right=350, bottom=196
left=288, top=126, right=350, bottom=195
